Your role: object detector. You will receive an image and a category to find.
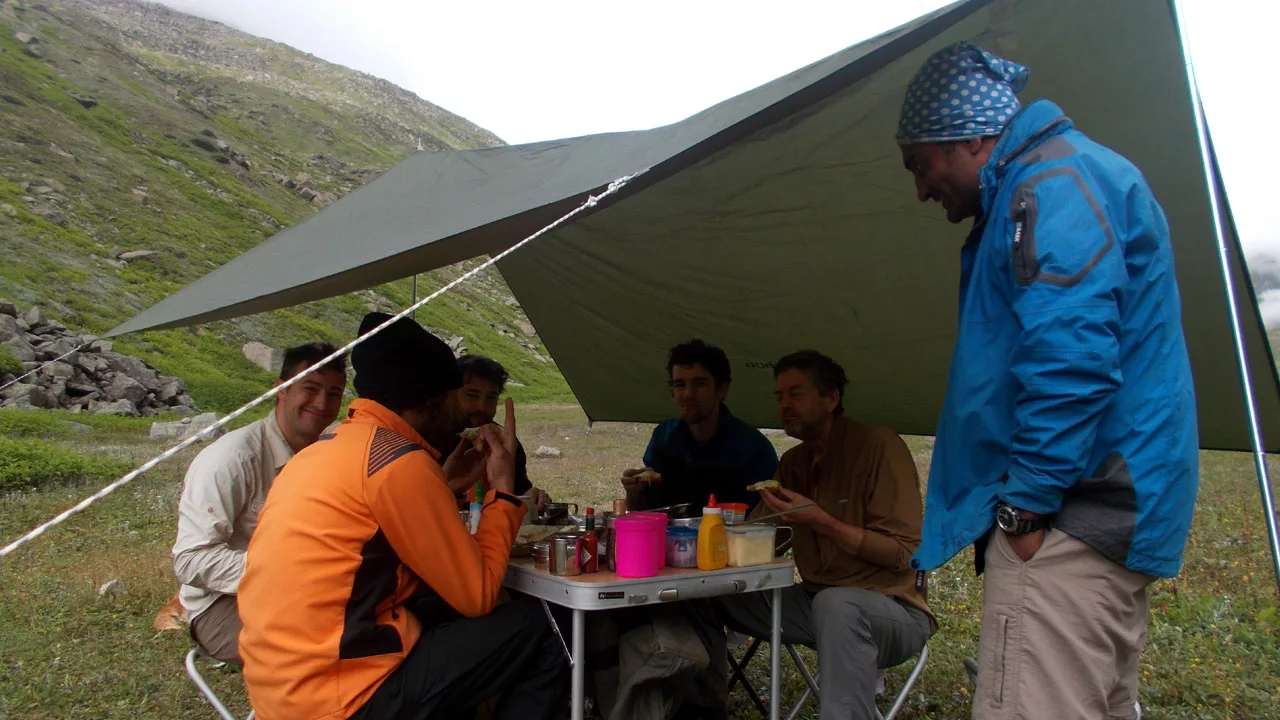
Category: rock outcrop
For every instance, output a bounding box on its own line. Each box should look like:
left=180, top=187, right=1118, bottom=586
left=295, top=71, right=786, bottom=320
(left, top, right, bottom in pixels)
left=0, top=300, right=200, bottom=417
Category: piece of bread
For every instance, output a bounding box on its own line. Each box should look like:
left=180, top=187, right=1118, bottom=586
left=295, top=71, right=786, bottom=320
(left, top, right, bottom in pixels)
left=458, top=426, right=483, bottom=441
left=747, top=479, right=781, bottom=492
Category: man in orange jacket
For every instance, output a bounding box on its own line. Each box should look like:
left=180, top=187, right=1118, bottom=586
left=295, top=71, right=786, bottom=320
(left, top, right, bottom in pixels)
left=238, top=312, right=569, bottom=720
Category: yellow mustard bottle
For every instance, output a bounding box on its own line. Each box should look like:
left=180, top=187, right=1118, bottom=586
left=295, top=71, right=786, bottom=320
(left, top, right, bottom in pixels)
left=697, top=497, right=727, bottom=570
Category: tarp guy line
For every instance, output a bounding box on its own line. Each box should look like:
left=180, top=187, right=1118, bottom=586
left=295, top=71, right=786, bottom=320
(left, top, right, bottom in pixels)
left=0, top=170, right=647, bottom=560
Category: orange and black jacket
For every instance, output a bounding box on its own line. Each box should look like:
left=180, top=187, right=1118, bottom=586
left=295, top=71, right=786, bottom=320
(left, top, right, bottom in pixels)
left=237, top=399, right=526, bottom=720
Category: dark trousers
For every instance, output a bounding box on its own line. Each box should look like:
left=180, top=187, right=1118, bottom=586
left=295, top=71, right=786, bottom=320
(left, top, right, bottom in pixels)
left=351, top=596, right=570, bottom=720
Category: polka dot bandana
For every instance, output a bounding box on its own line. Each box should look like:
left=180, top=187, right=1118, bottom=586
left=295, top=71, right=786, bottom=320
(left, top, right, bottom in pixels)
left=895, top=41, right=1030, bottom=146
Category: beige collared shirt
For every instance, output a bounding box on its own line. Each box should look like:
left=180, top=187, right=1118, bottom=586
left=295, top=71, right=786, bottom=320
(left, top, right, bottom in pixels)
left=172, top=409, right=294, bottom=620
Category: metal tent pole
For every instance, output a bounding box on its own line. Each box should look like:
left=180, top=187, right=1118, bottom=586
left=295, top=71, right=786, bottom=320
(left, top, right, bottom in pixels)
left=1171, top=0, right=1280, bottom=594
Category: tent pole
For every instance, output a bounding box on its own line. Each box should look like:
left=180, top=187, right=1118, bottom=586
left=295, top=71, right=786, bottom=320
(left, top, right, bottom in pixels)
left=1171, top=0, right=1280, bottom=594
left=412, top=275, right=418, bottom=320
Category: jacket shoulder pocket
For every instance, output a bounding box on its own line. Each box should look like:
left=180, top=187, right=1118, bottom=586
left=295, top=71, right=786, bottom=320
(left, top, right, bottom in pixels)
left=1007, top=166, right=1116, bottom=289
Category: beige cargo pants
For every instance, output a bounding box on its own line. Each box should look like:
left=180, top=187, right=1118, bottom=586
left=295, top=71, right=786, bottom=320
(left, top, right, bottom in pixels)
left=973, top=528, right=1154, bottom=720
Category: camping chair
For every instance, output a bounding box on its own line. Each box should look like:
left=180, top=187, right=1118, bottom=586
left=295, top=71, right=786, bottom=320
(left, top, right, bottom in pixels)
left=184, top=646, right=255, bottom=720
left=727, top=638, right=928, bottom=720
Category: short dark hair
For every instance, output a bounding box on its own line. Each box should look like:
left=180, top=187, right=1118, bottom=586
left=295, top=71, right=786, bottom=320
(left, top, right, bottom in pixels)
left=774, top=350, right=848, bottom=415
left=280, top=342, right=346, bottom=381
left=666, top=339, right=731, bottom=385
left=458, top=354, right=509, bottom=393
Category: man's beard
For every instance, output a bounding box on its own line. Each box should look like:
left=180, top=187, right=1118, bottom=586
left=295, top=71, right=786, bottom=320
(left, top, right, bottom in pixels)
left=783, top=417, right=820, bottom=442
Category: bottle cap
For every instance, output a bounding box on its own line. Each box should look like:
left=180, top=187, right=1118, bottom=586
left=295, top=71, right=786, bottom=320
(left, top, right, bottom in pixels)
left=703, top=506, right=723, bottom=516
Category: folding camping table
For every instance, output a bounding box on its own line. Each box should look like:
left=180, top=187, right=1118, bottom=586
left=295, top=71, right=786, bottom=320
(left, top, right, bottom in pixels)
left=504, top=557, right=796, bottom=720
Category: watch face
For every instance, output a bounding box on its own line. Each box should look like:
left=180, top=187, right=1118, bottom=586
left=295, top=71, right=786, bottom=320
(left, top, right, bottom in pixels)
left=996, top=504, right=1018, bottom=533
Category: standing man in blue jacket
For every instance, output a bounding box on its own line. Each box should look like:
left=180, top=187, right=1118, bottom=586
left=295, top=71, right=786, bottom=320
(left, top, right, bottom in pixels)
left=896, top=42, right=1199, bottom=719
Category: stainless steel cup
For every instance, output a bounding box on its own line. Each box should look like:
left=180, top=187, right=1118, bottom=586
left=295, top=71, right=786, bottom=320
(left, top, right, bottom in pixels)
left=548, top=534, right=582, bottom=576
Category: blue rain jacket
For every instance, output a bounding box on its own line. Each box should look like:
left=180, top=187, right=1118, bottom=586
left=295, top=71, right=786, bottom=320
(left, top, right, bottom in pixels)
left=910, top=99, right=1199, bottom=578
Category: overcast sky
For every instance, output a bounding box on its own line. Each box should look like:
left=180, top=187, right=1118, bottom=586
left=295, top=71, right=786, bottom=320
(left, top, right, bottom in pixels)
left=151, top=0, right=1277, bottom=260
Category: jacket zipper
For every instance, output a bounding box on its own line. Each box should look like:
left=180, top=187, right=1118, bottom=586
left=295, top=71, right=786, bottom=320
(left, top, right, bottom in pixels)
left=1012, top=200, right=1034, bottom=285
left=1012, top=201, right=1026, bottom=253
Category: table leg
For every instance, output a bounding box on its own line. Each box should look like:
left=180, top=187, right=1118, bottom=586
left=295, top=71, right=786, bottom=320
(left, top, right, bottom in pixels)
left=771, top=587, right=782, bottom=720
left=572, top=608, right=585, bottom=720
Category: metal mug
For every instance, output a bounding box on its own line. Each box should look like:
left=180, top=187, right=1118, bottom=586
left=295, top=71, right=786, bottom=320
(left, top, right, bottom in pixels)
left=549, top=534, right=582, bottom=576
left=533, top=541, right=551, bottom=571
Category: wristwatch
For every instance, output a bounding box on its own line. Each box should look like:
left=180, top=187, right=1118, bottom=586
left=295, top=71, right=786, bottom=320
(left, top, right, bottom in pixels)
left=996, top=502, right=1050, bottom=535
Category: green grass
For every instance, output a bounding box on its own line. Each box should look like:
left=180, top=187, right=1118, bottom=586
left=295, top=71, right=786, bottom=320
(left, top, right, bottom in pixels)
left=0, top=342, right=23, bottom=374
left=0, top=408, right=162, bottom=437
left=0, top=405, right=1274, bottom=719
left=0, top=435, right=133, bottom=492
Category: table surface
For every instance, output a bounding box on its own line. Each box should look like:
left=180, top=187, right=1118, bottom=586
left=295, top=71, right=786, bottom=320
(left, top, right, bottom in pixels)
left=504, top=557, right=796, bottom=610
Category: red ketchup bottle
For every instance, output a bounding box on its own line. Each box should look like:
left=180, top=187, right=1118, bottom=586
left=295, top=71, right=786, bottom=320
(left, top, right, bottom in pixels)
left=582, top=507, right=599, bottom=573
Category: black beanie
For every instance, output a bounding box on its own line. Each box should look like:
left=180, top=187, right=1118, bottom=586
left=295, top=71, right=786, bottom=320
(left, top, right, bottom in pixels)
left=351, top=312, right=462, bottom=410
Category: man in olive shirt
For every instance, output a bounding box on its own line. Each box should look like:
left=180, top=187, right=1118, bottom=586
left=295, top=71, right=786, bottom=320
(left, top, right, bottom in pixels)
left=719, top=350, right=934, bottom=720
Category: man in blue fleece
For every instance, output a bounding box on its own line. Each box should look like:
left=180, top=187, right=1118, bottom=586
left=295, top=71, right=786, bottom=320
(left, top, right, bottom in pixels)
left=896, top=41, right=1199, bottom=720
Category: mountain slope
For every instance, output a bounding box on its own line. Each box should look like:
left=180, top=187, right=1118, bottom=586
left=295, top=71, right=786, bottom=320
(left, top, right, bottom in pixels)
left=0, top=0, right=571, bottom=410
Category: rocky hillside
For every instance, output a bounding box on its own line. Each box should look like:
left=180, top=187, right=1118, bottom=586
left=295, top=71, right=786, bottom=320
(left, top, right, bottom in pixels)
left=0, top=0, right=571, bottom=412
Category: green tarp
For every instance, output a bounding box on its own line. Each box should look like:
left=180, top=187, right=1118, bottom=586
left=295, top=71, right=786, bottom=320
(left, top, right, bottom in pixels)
left=109, top=0, right=1280, bottom=452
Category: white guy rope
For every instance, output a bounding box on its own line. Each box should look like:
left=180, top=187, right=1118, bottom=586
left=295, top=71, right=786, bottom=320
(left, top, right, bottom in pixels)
left=0, top=169, right=648, bottom=559
left=0, top=342, right=90, bottom=393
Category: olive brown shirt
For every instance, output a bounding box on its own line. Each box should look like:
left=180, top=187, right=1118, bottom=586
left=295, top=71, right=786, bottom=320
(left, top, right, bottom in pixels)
left=766, top=415, right=933, bottom=627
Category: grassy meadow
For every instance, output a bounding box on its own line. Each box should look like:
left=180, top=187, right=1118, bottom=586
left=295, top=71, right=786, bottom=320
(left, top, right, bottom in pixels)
left=0, top=404, right=1276, bottom=719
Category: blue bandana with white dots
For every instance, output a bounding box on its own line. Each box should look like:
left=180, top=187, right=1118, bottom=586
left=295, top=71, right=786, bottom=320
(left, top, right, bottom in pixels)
left=896, top=41, right=1030, bottom=146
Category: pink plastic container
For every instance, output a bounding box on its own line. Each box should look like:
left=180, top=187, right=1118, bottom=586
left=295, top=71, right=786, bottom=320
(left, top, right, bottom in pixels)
left=614, top=514, right=665, bottom=578
left=628, top=512, right=669, bottom=569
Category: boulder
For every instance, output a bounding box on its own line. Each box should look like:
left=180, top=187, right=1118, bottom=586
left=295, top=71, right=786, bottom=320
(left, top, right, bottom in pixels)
left=534, top=446, right=562, bottom=459
left=90, top=398, right=137, bottom=416
left=0, top=203, right=14, bottom=217
left=131, top=188, right=147, bottom=203
left=42, top=337, right=78, bottom=358
left=2, top=383, right=55, bottom=409
left=149, top=412, right=222, bottom=442
left=69, top=93, right=98, bottom=109
left=46, top=379, right=66, bottom=405
left=118, top=250, right=158, bottom=262
left=0, top=314, right=18, bottom=341
left=88, top=339, right=113, bottom=353
left=73, top=354, right=98, bottom=375
left=65, top=381, right=97, bottom=396
left=106, top=374, right=147, bottom=404
left=12, top=32, right=35, bottom=44
left=3, top=335, right=36, bottom=363
left=298, top=186, right=318, bottom=202
left=158, top=378, right=186, bottom=404
left=97, top=579, right=127, bottom=599
left=22, top=306, right=44, bottom=328
left=64, top=421, right=93, bottom=434
left=242, top=341, right=284, bottom=373
left=0, top=301, right=13, bottom=318
left=45, top=361, right=75, bottom=379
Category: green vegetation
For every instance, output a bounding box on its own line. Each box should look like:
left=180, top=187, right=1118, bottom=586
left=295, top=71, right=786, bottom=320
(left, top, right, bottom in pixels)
left=0, top=343, right=23, bottom=374
left=0, top=436, right=133, bottom=492
left=0, top=1, right=573, bottom=417
left=0, top=408, right=161, bottom=437
left=0, top=407, right=1275, bottom=718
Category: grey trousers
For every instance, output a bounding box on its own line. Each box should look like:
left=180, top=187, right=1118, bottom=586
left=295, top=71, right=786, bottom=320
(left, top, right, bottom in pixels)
left=719, top=586, right=933, bottom=720
left=189, top=594, right=242, bottom=665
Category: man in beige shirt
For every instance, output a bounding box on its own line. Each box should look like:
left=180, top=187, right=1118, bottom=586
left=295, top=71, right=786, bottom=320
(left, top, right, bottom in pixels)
left=719, top=350, right=934, bottom=720
left=172, top=342, right=347, bottom=663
